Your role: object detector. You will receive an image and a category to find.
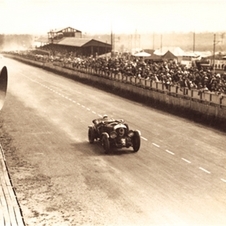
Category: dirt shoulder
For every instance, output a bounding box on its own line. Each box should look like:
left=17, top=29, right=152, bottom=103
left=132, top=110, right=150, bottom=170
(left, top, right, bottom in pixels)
left=0, top=94, right=84, bottom=226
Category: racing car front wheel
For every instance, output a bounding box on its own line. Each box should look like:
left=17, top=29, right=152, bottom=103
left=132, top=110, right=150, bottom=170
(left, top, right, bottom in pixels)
left=132, top=131, right=141, bottom=152
left=101, top=133, right=110, bottom=154
left=88, top=127, right=95, bottom=143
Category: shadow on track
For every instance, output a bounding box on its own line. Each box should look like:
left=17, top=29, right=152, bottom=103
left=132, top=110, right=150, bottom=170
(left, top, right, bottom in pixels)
left=71, top=141, right=137, bottom=156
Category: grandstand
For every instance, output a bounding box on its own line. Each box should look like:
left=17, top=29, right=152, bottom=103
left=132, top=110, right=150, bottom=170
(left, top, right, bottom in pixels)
left=37, top=26, right=112, bottom=57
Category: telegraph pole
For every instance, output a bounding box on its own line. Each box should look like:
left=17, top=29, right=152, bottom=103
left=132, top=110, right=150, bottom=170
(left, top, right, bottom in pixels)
left=213, top=33, right=216, bottom=71
left=193, top=32, right=195, bottom=52
left=111, top=24, right=115, bottom=57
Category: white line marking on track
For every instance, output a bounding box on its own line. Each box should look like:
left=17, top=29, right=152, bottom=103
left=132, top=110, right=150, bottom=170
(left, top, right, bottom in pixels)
left=165, top=149, right=175, bottom=155
left=24, top=77, right=95, bottom=116
left=199, top=167, right=211, bottom=174
left=181, top=158, right=191, bottom=164
left=19, top=75, right=226, bottom=183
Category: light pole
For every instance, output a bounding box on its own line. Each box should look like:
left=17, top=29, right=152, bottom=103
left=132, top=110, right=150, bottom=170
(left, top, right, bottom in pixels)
left=212, top=32, right=225, bottom=72
left=193, top=32, right=195, bottom=53
left=213, top=33, right=216, bottom=71
left=110, top=24, right=115, bottom=57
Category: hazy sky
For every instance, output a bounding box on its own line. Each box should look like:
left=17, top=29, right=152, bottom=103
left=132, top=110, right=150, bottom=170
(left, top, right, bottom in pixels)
left=0, top=0, right=226, bottom=35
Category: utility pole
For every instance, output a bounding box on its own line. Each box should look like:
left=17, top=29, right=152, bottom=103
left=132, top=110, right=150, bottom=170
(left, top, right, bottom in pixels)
left=212, top=32, right=225, bottom=72
left=213, top=33, right=216, bottom=71
left=111, top=25, right=115, bottom=57
left=193, top=32, right=195, bottom=52
left=134, top=29, right=137, bottom=48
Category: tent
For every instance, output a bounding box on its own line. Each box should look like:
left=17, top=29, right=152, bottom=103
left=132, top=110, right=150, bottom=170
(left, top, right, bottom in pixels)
left=162, top=50, right=177, bottom=60
left=154, top=47, right=184, bottom=56
left=132, top=51, right=151, bottom=57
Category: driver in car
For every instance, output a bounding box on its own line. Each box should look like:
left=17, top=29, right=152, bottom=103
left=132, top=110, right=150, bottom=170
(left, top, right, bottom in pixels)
left=93, top=115, right=113, bottom=133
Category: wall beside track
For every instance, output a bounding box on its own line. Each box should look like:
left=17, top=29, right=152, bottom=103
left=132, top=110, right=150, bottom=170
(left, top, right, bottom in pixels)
left=4, top=54, right=226, bottom=129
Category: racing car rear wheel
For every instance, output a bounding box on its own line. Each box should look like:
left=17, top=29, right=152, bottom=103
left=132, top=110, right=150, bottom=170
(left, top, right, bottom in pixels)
left=88, top=127, right=95, bottom=143
left=101, top=133, right=110, bottom=154
left=132, top=131, right=141, bottom=152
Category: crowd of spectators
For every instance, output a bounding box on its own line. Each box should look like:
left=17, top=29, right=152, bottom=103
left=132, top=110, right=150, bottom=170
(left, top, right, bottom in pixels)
left=6, top=48, right=226, bottom=94
left=76, top=57, right=226, bottom=94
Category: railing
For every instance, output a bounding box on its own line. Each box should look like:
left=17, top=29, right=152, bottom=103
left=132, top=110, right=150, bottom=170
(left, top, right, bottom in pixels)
left=5, top=54, right=226, bottom=108
left=67, top=65, right=226, bottom=107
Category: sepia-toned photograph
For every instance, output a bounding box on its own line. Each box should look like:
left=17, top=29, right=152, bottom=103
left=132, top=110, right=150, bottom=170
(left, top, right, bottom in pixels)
left=0, top=0, right=226, bottom=225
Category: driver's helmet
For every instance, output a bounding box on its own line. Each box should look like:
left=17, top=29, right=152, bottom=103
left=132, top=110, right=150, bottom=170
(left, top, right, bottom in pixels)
left=103, top=114, right=108, bottom=119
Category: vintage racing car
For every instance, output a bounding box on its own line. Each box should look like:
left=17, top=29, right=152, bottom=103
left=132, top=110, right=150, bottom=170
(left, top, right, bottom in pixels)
left=88, top=115, right=141, bottom=154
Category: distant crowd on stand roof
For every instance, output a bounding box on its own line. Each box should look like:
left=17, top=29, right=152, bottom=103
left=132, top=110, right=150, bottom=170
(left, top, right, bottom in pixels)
left=8, top=46, right=226, bottom=95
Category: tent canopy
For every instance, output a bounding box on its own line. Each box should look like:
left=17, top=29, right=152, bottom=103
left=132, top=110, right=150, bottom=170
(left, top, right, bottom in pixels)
left=132, top=51, right=151, bottom=57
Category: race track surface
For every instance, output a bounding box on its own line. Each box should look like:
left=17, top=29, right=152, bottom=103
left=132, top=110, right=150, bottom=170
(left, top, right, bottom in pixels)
left=0, top=57, right=226, bottom=226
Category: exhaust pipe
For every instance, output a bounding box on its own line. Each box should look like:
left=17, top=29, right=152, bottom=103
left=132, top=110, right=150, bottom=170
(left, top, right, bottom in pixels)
left=0, top=66, right=8, bottom=110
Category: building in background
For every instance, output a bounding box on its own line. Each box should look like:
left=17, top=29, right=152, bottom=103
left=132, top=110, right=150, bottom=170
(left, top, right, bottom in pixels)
left=36, top=26, right=112, bottom=57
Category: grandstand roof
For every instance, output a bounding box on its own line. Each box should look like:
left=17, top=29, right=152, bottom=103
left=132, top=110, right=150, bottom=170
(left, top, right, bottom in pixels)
left=57, top=37, right=111, bottom=48
left=58, top=37, right=90, bottom=47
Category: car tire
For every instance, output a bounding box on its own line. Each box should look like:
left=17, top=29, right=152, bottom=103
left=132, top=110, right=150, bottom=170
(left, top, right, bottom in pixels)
left=102, top=133, right=110, bottom=154
left=132, top=131, right=141, bottom=152
left=88, top=127, right=95, bottom=143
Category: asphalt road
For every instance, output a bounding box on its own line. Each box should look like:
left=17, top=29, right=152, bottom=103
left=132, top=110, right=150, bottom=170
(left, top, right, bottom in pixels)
left=0, top=57, right=226, bottom=226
